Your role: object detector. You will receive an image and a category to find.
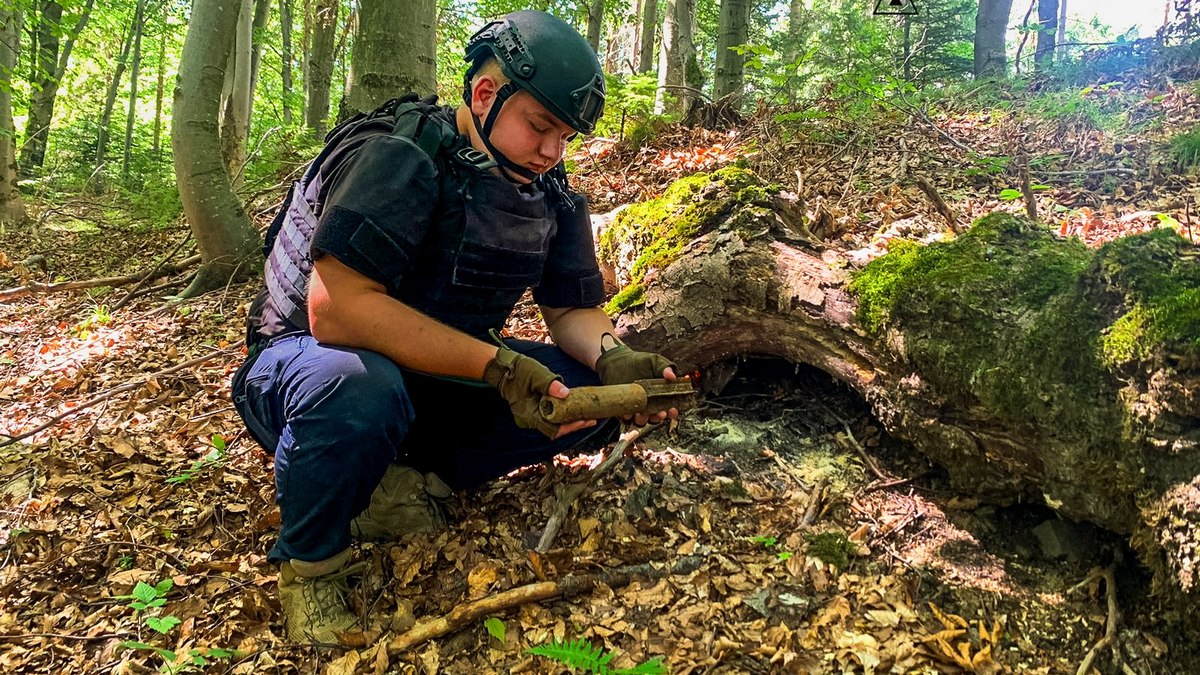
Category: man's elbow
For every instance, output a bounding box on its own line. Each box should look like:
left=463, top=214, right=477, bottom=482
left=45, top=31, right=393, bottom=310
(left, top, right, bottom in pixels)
left=307, top=293, right=348, bottom=344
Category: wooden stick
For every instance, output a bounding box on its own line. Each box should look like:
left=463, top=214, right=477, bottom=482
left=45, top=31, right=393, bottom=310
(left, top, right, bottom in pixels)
left=0, top=341, right=243, bottom=448
left=387, top=556, right=702, bottom=653
left=1020, top=154, right=1039, bottom=221
left=110, top=234, right=194, bottom=311
left=1075, top=566, right=1119, bottom=675
left=801, top=477, right=829, bottom=527
left=0, top=255, right=201, bottom=303
left=535, top=424, right=656, bottom=553
left=913, top=176, right=962, bottom=234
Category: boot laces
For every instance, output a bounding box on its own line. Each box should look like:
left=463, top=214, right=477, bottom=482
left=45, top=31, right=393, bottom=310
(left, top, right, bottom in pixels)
left=301, top=561, right=367, bottom=624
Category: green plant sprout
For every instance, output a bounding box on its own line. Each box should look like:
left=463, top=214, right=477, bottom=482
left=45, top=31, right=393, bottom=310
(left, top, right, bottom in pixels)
left=484, top=617, right=506, bottom=643
left=167, top=434, right=227, bottom=484
left=527, top=638, right=667, bottom=675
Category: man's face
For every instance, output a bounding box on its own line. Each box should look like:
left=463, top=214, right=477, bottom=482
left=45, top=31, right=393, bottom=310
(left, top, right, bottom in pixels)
left=470, top=76, right=576, bottom=183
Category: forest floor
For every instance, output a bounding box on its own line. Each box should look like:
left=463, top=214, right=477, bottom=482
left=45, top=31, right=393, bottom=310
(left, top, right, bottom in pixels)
left=3, top=54, right=1200, bottom=674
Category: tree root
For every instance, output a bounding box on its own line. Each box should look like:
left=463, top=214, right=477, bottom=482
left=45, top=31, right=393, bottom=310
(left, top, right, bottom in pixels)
left=1075, top=566, right=1120, bottom=675
left=386, top=556, right=702, bottom=654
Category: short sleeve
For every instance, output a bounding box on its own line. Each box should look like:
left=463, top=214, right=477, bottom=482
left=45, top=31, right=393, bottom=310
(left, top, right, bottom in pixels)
left=310, top=135, right=438, bottom=292
left=532, top=190, right=605, bottom=308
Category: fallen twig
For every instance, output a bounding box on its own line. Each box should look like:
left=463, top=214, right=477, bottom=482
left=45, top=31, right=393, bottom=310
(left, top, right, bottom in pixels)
left=110, top=234, right=194, bottom=311
left=535, top=423, right=658, bottom=553
left=801, top=477, right=829, bottom=527
left=913, top=176, right=962, bottom=233
left=0, top=254, right=201, bottom=303
left=1019, top=153, right=1038, bottom=221
left=387, top=556, right=702, bottom=653
left=1075, top=566, right=1120, bottom=675
left=0, top=341, right=243, bottom=448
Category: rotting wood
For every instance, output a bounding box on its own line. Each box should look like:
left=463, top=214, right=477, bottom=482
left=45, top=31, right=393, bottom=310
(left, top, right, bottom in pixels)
left=0, top=254, right=200, bottom=302
left=386, top=555, right=702, bottom=654
left=1075, top=566, right=1120, bottom=675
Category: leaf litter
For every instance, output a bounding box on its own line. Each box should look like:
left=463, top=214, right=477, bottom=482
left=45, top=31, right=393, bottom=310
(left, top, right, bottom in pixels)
left=2, top=63, right=1199, bottom=673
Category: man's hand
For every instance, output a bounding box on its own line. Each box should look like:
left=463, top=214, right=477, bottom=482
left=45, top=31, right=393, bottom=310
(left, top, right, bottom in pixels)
left=484, top=347, right=596, bottom=439
left=594, top=337, right=679, bottom=426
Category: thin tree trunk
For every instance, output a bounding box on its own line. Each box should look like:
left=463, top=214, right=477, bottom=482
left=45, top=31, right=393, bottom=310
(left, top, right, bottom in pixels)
left=280, top=0, right=294, bottom=124
left=305, top=0, right=337, bottom=134
left=121, top=0, right=146, bottom=185
left=1013, top=0, right=1036, bottom=75
left=19, top=1, right=62, bottom=175
left=1035, top=0, right=1058, bottom=68
left=343, top=0, right=434, bottom=119
left=1055, top=0, right=1067, bottom=60
left=172, top=0, right=260, bottom=298
left=220, top=0, right=253, bottom=187
left=786, top=0, right=807, bottom=64
left=974, top=0, right=1015, bottom=78
left=654, top=0, right=678, bottom=114
left=247, top=0, right=271, bottom=122
left=94, top=13, right=136, bottom=182
left=152, top=11, right=167, bottom=158
left=0, top=7, right=26, bottom=228
left=586, top=0, right=604, bottom=52
left=637, top=0, right=656, bottom=73
left=676, top=0, right=701, bottom=109
left=713, top=0, right=750, bottom=102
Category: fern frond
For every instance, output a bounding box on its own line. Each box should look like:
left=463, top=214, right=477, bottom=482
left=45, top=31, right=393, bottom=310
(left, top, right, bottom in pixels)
left=527, top=638, right=614, bottom=672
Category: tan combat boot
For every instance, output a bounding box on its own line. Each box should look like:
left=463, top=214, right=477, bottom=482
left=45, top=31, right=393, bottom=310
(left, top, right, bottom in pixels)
left=351, top=464, right=453, bottom=541
left=278, top=549, right=366, bottom=643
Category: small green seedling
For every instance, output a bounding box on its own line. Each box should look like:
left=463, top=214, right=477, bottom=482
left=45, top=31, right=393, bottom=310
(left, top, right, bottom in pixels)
left=167, top=434, right=228, bottom=484
left=484, top=617, right=506, bottom=643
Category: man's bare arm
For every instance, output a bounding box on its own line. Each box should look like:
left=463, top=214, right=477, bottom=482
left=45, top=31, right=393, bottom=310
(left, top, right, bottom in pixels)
left=540, top=305, right=616, bottom=369
left=308, top=255, right=497, bottom=379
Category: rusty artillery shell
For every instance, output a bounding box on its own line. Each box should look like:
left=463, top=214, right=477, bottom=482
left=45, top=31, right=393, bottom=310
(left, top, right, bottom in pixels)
left=539, top=383, right=649, bottom=423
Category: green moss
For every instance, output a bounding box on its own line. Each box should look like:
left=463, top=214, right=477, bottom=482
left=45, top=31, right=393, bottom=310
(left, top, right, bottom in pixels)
left=604, top=283, right=645, bottom=314
left=805, top=531, right=856, bottom=569
left=599, top=166, right=771, bottom=314
left=1102, top=306, right=1151, bottom=364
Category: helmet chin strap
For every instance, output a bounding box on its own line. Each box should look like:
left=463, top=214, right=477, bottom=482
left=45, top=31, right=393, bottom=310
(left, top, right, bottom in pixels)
left=472, top=82, right=539, bottom=182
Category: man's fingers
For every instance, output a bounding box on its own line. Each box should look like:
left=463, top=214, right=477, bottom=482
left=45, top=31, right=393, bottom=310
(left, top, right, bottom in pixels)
left=546, top=379, right=571, bottom=399
left=662, top=366, right=677, bottom=380
left=555, top=419, right=596, bottom=438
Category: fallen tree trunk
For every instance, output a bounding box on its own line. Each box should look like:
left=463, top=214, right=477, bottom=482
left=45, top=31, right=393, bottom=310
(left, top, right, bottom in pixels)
left=0, top=254, right=199, bottom=302
left=597, top=167, right=1200, bottom=618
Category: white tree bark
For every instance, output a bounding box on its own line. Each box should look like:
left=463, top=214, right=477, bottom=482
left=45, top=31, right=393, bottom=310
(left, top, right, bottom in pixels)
left=220, top=0, right=253, bottom=187
left=654, top=0, right=677, bottom=114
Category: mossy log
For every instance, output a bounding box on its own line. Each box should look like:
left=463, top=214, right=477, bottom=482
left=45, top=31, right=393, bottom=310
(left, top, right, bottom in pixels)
left=599, top=167, right=1200, bottom=614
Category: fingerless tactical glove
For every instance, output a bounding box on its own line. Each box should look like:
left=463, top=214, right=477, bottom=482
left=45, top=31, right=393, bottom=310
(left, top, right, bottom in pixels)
left=594, top=339, right=676, bottom=386
left=483, top=347, right=562, bottom=439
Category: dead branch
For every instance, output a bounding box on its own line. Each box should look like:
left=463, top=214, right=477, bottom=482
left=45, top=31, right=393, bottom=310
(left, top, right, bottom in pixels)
left=0, top=341, right=242, bottom=448
left=801, top=477, right=829, bottom=528
left=535, top=423, right=657, bottom=553
left=0, top=254, right=201, bottom=303
left=1019, top=154, right=1039, bottom=221
left=387, top=556, right=702, bottom=653
left=913, top=176, right=963, bottom=234
left=1076, top=566, right=1120, bottom=675
left=111, top=234, right=194, bottom=311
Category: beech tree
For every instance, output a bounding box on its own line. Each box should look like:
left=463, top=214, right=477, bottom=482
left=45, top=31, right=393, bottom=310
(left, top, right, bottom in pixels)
left=713, top=0, right=750, bottom=102
left=637, top=0, right=656, bottom=73
left=343, top=0, right=435, bottom=119
left=974, top=0, right=1014, bottom=77
left=1035, top=0, right=1058, bottom=68
left=21, top=0, right=93, bottom=174
left=220, top=0, right=253, bottom=186
left=0, top=6, right=25, bottom=227
left=586, top=0, right=604, bottom=52
left=305, top=0, right=338, bottom=133
left=172, top=0, right=260, bottom=297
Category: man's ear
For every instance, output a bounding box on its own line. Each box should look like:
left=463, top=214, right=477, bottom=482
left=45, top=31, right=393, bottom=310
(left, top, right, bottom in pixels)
left=470, top=76, right=499, bottom=117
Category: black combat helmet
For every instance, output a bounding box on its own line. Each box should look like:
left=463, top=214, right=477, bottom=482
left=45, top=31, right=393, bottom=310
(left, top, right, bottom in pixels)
left=464, top=10, right=606, bottom=134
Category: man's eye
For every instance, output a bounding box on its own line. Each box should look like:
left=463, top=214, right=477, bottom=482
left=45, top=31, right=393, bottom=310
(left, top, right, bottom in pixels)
left=531, top=123, right=549, bottom=133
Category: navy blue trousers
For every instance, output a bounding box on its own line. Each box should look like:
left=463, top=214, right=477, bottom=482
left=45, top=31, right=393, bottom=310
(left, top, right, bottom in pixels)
left=231, top=334, right=615, bottom=563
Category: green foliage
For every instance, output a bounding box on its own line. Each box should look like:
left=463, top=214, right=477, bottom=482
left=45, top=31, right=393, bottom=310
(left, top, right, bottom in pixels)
left=120, top=642, right=238, bottom=675
left=1170, top=128, right=1200, bottom=171
left=116, top=579, right=173, bottom=613
left=598, top=73, right=672, bottom=146
left=484, top=617, right=506, bottom=643
left=166, top=434, right=227, bottom=484
left=527, top=638, right=667, bottom=675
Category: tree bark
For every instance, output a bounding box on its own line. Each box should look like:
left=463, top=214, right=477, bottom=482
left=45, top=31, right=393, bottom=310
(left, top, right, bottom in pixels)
left=654, top=0, right=677, bottom=114
left=172, top=0, right=261, bottom=297
left=343, top=0, right=435, bottom=120
left=20, top=1, right=62, bottom=175
left=0, top=7, right=26, bottom=228
left=637, top=0, right=656, bottom=73
left=280, top=0, right=294, bottom=124
left=305, top=0, right=337, bottom=134
left=785, top=0, right=808, bottom=65
left=713, top=0, right=750, bottom=103
left=94, top=15, right=136, bottom=182
left=121, top=0, right=147, bottom=185
left=974, top=0, right=1015, bottom=78
left=1055, top=0, right=1067, bottom=59
left=152, top=10, right=167, bottom=158
left=220, top=0, right=253, bottom=187
left=247, top=0, right=272, bottom=122
left=1034, top=0, right=1057, bottom=68
left=600, top=169, right=1200, bottom=617
left=586, top=0, right=604, bottom=53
